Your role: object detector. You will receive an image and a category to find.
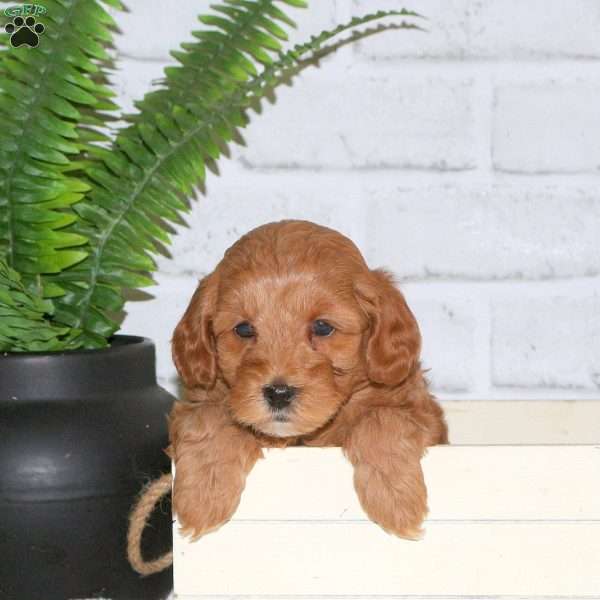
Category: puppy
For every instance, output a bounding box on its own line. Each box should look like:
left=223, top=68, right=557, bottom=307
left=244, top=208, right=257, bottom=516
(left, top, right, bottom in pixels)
left=168, top=220, right=447, bottom=540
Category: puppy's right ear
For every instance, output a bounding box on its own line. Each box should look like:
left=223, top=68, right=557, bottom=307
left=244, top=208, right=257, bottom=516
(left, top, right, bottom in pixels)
left=172, top=272, right=219, bottom=389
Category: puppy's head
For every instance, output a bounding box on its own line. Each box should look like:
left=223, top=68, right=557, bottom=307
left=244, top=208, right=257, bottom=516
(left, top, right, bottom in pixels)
left=173, top=220, right=420, bottom=438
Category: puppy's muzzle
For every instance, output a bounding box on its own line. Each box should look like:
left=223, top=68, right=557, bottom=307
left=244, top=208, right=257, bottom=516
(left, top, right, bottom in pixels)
left=262, top=382, right=297, bottom=410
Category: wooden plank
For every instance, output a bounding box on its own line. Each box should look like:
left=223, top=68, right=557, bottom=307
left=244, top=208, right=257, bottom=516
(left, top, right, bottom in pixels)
left=443, top=400, right=600, bottom=445
left=226, top=446, right=600, bottom=521
left=173, top=401, right=600, bottom=599
left=174, top=521, right=600, bottom=597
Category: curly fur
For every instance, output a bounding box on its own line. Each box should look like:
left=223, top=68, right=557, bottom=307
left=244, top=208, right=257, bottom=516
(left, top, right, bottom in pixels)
left=168, top=220, right=448, bottom=540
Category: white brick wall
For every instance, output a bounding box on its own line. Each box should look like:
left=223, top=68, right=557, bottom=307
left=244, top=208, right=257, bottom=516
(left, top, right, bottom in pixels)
left=492, top=295, right=600, bottom=391
left=493, top=84, right=600, bottom=173
left=240, top=72, right=476, bottom=170
left=112, top=1, right=600, bottom=400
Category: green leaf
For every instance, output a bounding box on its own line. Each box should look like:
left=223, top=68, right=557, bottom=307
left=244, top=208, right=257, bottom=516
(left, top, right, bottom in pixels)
left=0, top=258, right=84, bottom=352
left=279, top=0, right=308, bottom=7
left=91, top=283, right=125, bottom=312
left=48, top=1, right=419, bottom=349
left=0, top=0, right=123, bottom=325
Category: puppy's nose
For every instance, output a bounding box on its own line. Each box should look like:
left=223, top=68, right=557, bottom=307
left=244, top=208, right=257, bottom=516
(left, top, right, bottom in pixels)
left=263, top=382, right=297, bottom=410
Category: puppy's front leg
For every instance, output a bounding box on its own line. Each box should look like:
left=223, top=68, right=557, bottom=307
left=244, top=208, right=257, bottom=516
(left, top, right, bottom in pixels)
left=343, top=407, right=428, bottom=539
left=169, top=401, right=263, bottom=539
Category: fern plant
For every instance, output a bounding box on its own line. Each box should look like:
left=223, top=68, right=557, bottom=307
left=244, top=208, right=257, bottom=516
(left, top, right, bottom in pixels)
left=0, top=0, right=420, bottom=351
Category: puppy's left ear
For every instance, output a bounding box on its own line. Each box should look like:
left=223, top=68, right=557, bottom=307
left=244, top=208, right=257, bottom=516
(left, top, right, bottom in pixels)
left=355, top=269, right=421, bottom=386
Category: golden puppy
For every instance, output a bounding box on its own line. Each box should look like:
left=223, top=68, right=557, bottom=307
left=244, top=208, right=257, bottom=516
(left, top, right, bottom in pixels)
left=168, top=220, right=447, bottom=540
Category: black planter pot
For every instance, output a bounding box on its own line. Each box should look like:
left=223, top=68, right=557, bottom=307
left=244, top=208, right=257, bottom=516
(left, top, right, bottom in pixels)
left=0, top=335, right=174, bottom=600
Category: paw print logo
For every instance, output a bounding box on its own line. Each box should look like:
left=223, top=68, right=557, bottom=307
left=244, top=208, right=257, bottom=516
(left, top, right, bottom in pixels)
left=4, top=15, right=45, bottom=48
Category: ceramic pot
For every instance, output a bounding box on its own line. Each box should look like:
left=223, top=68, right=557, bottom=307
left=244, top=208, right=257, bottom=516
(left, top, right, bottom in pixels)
left=0, top=335, right=173, bottom=600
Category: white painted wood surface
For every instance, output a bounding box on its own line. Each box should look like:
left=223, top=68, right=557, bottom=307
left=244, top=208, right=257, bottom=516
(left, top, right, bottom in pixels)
left=442, top=399, right=600, bottom=445
left=173, top=401, right=600, bottom=599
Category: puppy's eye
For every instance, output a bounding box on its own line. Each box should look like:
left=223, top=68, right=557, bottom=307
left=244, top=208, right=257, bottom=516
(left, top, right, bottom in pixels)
left=234, top=321, right=255, bottom=338
left=312, top=320, right=335, bottom=337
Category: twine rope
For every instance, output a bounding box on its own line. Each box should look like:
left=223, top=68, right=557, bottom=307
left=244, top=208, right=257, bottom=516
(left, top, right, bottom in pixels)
left=127, top=472, right=174, bottom=576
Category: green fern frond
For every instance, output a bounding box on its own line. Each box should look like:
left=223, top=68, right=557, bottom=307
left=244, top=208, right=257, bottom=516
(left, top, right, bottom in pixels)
left=0, top=257, right=83, bottom=351
left=0, top=0, right=121, bottom=287
left=49, top=2, right=418, bottom=347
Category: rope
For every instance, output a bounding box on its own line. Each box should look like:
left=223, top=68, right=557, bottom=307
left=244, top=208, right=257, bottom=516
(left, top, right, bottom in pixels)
left=127, top=472, right=174, bottom=576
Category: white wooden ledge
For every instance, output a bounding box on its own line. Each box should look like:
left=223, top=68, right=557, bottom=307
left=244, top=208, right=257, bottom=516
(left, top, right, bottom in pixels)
left=173, top=401, right=600, bottom=599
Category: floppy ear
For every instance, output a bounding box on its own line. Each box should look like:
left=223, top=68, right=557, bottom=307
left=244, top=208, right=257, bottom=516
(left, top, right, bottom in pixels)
left=172, top=272, right=219, bottom=389
left=355, top=269, right=421, bottom=386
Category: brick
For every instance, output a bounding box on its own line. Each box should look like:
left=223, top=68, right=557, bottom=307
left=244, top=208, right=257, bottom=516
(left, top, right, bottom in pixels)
left=356, top=0, right=600, bottom=60
left=352, top=0, right=470, bottom=59
left=107, top=1, right=335, bottom=61
left=493, top=84, right=600, bottom=174
left=365, top=183, right=600, bottom=281
left=154, top=166, right=368, bottom=277
left=106, top=0, right=204, bottom=60
left=409, top=296, right=477, bottom=393
left=238, top=70, right=475, bottom=170
left=491, top=296, right=600, bottom=390
left=469, top=0, right=600, bottom=58
left=109, top=57, right=170, bottom=116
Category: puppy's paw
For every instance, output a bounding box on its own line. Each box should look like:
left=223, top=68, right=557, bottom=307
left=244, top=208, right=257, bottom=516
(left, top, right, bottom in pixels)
left=353, top=463, right=428, bottom=540
left=174, top=464, right=245, bottom=540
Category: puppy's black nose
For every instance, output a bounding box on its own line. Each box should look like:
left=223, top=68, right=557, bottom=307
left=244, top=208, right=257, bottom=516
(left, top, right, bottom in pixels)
left=263, top=382, right=297, bottom=410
